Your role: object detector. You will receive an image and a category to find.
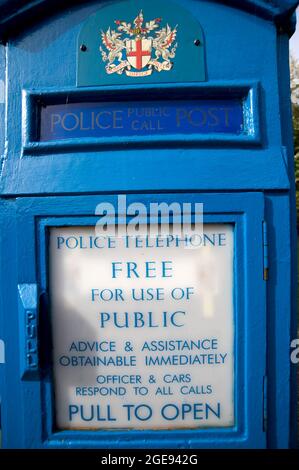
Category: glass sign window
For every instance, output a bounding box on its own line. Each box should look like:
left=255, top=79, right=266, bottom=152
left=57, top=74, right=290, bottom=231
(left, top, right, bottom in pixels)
left=40, top=100, right=244, bottom=141
left=49, top=225, right=235, bottom=430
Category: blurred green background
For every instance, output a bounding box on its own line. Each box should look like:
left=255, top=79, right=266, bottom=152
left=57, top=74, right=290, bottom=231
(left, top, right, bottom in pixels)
left=290, top=12, right=299, bottom=442
left=291, top=58, right=299, bottom=214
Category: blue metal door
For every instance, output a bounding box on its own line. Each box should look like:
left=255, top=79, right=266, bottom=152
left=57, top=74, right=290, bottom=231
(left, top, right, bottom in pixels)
left=0, top=191, right=267, bottom=448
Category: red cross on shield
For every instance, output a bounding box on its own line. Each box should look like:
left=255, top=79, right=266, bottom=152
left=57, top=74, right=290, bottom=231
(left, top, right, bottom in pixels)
left=126, top=38, right=152, bottom=70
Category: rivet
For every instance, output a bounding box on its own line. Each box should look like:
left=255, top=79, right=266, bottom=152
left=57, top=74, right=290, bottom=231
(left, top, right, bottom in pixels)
left=194, top=39, right=201, bottom=46
left=80, top=44, right=87, bottom=52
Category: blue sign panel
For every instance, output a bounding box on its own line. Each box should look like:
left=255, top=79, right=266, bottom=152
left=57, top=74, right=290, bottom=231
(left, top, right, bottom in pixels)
left=77, top=0, right=206, bottom=87
left=40, top=100, right=244, bottom=141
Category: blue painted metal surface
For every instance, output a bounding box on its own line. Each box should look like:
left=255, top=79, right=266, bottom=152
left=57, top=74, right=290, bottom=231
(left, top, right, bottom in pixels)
left=23, top=83, right=261, bottom=156
left=0, top=1, right=297, bottom=38
left=0, top=0, right=297, bottom=450
left=11, top=192, right=266, bottom=449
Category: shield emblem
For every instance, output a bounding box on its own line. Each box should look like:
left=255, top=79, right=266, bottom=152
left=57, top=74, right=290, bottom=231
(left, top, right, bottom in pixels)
left=126, top=38, right=152, bottom=70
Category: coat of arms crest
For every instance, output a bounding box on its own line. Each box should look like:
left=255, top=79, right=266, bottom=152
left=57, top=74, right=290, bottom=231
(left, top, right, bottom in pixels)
left=100, top=10, right=178, bottom=77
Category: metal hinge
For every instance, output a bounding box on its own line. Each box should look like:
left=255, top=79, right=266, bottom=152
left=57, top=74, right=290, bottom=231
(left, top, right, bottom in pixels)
left=263, top=375, right=268, bottom=432
left=263, top=221, right=269, bottom=281
left=0, top=339, right=4, bottom=364
left=18, top=284, right=39, bottom=379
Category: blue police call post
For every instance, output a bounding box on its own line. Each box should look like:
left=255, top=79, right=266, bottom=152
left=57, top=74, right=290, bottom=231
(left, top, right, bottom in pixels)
left=0, top=0, right=298, bottom=450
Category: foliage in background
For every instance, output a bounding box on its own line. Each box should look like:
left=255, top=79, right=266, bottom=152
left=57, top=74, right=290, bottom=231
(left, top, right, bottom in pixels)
left=291, top=56, right=299, bottom=221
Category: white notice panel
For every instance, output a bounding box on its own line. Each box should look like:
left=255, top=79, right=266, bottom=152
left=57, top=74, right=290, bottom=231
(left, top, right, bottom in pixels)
left=50, top=225, right=234, bottom=429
